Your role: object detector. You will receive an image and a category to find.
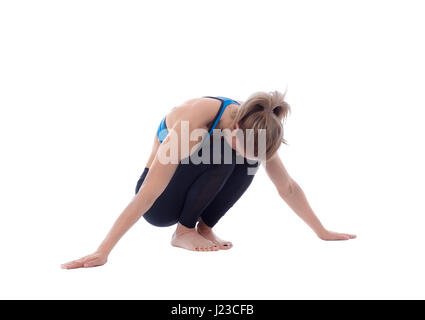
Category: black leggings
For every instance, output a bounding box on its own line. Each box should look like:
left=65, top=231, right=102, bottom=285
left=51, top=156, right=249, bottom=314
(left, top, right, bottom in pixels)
left=135, top=137, right=259, bottom=228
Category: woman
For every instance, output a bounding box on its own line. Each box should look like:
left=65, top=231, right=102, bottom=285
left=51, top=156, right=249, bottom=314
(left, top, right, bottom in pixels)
left=61, top=90, right=356, bottom=269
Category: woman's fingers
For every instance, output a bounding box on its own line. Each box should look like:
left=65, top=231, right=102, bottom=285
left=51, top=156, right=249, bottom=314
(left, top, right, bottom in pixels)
left=62, top=252, right=107, bottom=269
left=319, top=230, right=357, bottom=241
left=334, top=232, right=356, bottom=240
left=61, top=255, right=92, bottom=269
left=334, top=233, right=349, bottom=240
left=61, top=261, right=83, bottom=269
left=338, top=233, right=356, bottom=239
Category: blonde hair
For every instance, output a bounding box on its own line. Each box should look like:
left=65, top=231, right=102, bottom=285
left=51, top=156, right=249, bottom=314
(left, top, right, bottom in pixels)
left=232, top=90, right=290, bottom=160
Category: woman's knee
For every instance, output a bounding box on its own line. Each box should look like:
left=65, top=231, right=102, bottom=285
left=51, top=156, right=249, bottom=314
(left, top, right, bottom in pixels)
left=135, top=167, right=149, bottom=194
left=143, top=211, right=179, bottom=227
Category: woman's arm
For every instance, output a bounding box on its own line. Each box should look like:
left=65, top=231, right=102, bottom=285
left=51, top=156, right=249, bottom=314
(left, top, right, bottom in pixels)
left=61, top=118, right=203, bottom=269
left=264, top=154, right=356, bottom=240
left=61, top=143, right=179, bottom=269
left=61, top=190, right=160, bottom=269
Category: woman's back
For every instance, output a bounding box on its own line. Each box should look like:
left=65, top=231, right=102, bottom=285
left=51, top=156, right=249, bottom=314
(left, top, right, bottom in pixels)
left=145, top=96, right=242, bottom=167
left=165, top=96, right=242, bottom=135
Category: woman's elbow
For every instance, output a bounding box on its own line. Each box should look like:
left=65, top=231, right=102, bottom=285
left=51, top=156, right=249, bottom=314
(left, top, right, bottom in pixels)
left=134, top=187, right=160, bottom=211
left=278, top=179, right=296, bottom=198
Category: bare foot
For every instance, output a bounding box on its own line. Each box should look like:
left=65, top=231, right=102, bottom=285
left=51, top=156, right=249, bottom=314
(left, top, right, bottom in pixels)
left=196, top=220, right=233, bottom=250
left=171, top=223, right=219, bottom=252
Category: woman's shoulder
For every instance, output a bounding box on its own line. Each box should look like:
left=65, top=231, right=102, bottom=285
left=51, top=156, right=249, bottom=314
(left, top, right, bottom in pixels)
left=179, top=96, right=243, bottom=108
left=167, top=96, right=223, bottom=128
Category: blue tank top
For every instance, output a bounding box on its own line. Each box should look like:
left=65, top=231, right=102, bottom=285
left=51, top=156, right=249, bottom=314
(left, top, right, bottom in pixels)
left=202, top=96, right=241, bottom=136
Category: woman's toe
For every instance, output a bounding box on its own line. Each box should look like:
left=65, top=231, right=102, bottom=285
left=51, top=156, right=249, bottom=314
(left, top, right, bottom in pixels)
left=220, top=244, right=227, bottom=249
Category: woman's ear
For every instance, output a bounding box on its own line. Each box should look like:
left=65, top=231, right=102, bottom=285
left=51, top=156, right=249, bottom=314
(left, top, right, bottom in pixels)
left=231, top=122, right=240, bottom=136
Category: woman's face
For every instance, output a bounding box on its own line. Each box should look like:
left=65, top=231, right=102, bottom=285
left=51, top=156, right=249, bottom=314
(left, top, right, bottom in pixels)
left=234, top=133, right=260, bottom=161
left=224, top=125, right=263, bottom=162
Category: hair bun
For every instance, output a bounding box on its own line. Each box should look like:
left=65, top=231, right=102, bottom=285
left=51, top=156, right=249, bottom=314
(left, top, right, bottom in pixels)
left=230, top=89, right=291, bottom=160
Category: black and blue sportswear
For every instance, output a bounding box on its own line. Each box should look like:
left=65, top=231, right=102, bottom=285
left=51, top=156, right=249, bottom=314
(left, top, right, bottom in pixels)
left=135, top=96, right=259, bottom=228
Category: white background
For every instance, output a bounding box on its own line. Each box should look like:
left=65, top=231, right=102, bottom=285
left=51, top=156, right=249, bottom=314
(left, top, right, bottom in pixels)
left=1, top=0, right=424, bottom=299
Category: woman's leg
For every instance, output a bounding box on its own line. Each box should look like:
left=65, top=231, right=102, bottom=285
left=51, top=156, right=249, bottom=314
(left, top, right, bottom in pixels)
left=135, top=160, right=234, bottom=251
left=197, top=158, right=260, bottom=249
left=177, top=163, right=236, bottom=228
left=135, top=160, right=206, bottom=228
left=170, top=160, right=236, bottom=251
left=134, top=136, right=241, bottom=251
left=134, top=162, right=219, bottom=251
left=135, top=135, right=217, bottom=227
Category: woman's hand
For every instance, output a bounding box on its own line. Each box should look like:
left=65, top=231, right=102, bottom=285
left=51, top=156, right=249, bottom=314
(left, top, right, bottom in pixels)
left=317, top=229, right=357, bottom=241
left=61, top=251, right=108, bottom=270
